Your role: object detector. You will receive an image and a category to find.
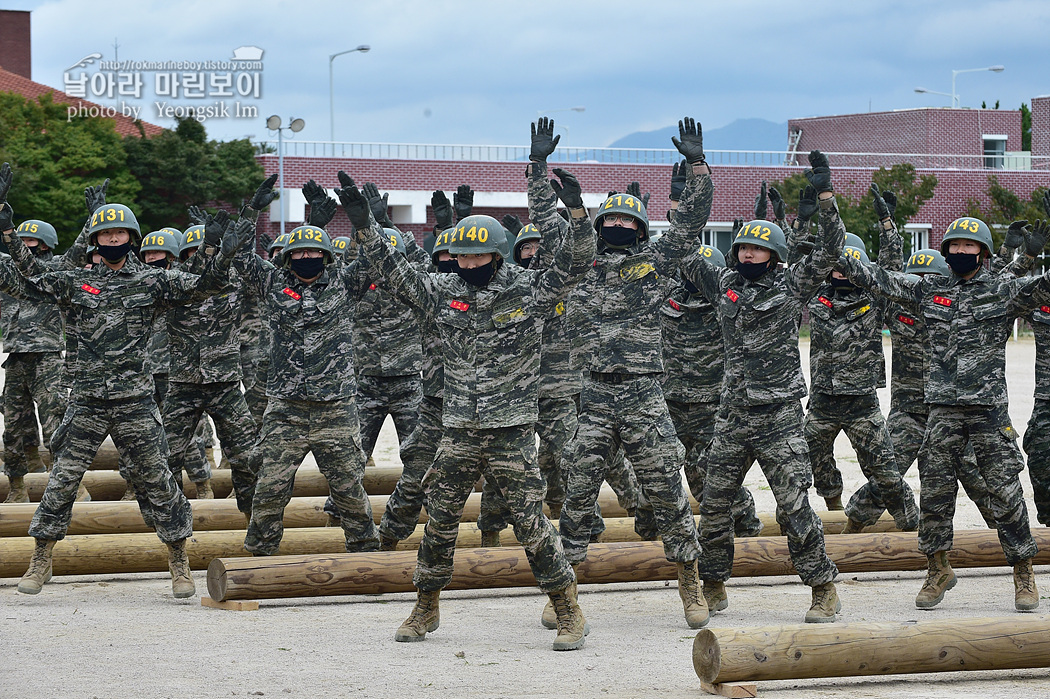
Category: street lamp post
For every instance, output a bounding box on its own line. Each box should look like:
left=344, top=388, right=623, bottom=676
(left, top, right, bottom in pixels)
left=266, top=115, right=306, bottom=238
left=329, top=45, right=370, bottom=143
left=914, top=65, right=1004, bottom=108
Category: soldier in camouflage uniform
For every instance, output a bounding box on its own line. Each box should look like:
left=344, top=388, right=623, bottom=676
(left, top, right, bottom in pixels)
left=557, top=118, right=709, bottom=629
left=680, top=151, right=844, bottom=624
left=803, top=203, right=919, bottom=533
left=243, top=230, right=291, bottom=427
left=838, top=214, right=1050, bottom=611
left=340, top=163, right=591, bottom=650
left=0, top=183, right=250, bottom=598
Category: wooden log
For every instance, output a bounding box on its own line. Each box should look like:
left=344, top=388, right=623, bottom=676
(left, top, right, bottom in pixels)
left=206, top=528, right=1050, bottom=601
left=0, top=465, right=405, bottom=501
left=692, top=616, right=1050, bottom=684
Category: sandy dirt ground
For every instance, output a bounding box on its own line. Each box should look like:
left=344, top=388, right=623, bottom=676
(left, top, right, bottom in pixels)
left=2, top=337, right=1048, bottom=699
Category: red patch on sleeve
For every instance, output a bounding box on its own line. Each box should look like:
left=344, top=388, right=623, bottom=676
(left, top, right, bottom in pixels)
left=898, top=314, right=915, bottom=326
left=592, top=260, right=598, bottom=268
left=282, top=287, right=302, bottom=301
left=449, top=300, right=470, bottom=311
left=725, top=289, right=738, bottom=303
left=818, top=296, right=833, bottom=308
left=668, top=299, right=680, bottom=311
left=369, top=283, right=377, bottom=291
left=933, top=296, right=952, bottom=307
left=1041, top=306, right=1050, bottom=314
left=80, top=283, right=101, bottom=295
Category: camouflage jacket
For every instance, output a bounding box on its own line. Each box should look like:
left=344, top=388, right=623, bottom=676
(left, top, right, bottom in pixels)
left=235, top=251, right=371, bottom=402
left=681, top=198, right=846, bottom=407
left=883, top=233, right=926, bottom=414
left=166, top=252, right=244, bottom=384
left=0, top=233, right=232, bottom=400
left=145, top=316, right=169, bottom=376
left=567, top=166, right=713, bottom=375
left=807, top=221, right=899, bottom=396
left=352, top=279, right=424, bottom=377
left=360, top=204, right=595, bottom=429
left=990, top=244, right=1048, bottom=398
left=660, top=274, right=724, bottom=404
left=840, top=257, right=1050, bottom=407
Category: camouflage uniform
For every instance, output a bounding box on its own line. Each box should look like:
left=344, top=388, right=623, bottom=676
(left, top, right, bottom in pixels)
left=1025, top=308, right=1050, bottom=525
left=164, top=252, right=259, bottom=513
left=359, top=204, right=593, bottom=593
left=558, top=165, right=711, bottom=568
left=679, top=199, right=845, bottom=587
left=661, top=275, right=761, bottom=537
left=804, top=226, right=918, bottom=530
left=0, top=235, right=233, bottom=543
left=839, top=255, right=1050, bottom=564
left=235, top=244, right=379, bottom=555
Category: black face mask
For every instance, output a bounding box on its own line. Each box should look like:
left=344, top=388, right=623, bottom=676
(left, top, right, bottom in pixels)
left=830, top=276, right=854, bottom=291
left=600, top=225, right=638, bottom=250
left=456, top=260, right=496, bottom=287
left=437, top=259, right=457, bottom=274
left=30, top=246, right=50, bottom=258
left=97, top=242, right=131, bottom=262
left=944, top=251, right=981, bottom=275
left=290, top=257, right=325, bottom=279
left=146, top=258, right=170, bottom=269
left=519, top=255, right=535, bottom=269
left=736, top=261, right=769, bottom=281
left=684, top=279, right=700, bottom=295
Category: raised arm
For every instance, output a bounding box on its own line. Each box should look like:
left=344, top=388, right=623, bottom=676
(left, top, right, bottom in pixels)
left=871, top=183, right=904, bottom=272
left=784, top=151, right=844, bottom=300
left=653, top=118, right=714, bottom=274
left=157, top=218, right=252, bottom=309
left=533, top=168, right=596, bottom=308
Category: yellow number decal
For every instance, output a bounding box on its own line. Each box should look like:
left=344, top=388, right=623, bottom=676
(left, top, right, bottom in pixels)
left=624, top=197, right=635, bottom=209
left=478, top=227, right=488, bottom=243
left=388, top=234, right=398, bottom=246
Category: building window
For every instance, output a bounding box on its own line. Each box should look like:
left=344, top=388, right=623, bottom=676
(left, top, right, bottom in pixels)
left=905, top=224, right=930, bottom=253
left=983, top=135, right=1007, bottom=169
left=701, top=227, right=734, bottom=255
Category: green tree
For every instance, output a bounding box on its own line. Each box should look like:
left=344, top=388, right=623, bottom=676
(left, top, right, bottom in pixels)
left=965, top=175, right=1047, bottom=249
left=0, top=92, right=140, bottom=249
left=1021, top=103, right=1032, bottom=151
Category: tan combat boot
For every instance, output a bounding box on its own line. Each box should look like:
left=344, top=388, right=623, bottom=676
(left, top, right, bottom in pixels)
left=120, top=481, right=137, bottom=501
left=542, top=565, right=579, bottom=629
left=479, top=530, right=502, bottom=548
left=18, top=539, right=57, bottom=594
left=805, top=581, right=841, bottom=623
left=167, top=540, right=196, bottom=598
left=677, top=560, right=709, bottom=629
left=841, top=518, right=866, bottom=534
left=25, top=446, right=47, bottom=473
left=548, top=582, right=587, bottom=651
left=194, top=479, right=214, bottom=499
left=379, top=534, right=399, bottom=551
left=5, top=475, right=30, bottom=503
left=204, top=447, right=218, bottom=469
left=75, top=480, right=91, bottom=502
left=703, top=580, right=728, bottom=613
left=825, top=495, right=843, bottom=511
left=1014, top=559, right=1040, bottom=611
left=394, top=589, right=440, bottom=642
left=915, top=551, right=956, bottom=609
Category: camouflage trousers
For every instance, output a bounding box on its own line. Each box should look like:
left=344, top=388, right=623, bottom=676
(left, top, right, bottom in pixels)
left=882, top=406, right=996, bottom=527
left=356, top=374, right=422, bottom=456
left=700, top=400, right=837, bottom=586
left=805, top=392, right=918, bottom=530
left=379, top=394, right=443, bottom=541
left=919, top=405, right=1037, bottom=564
left=30, top=396, right=192, bottom=543
left=164, top=380, right=260, bottom=513
left=243, top=358, right=269, bottom=429
left=1023, top=398, right=1050, bottom=526
left=666, top=398, right=762, bottom=537
left=413, top=424, right=574, bottom=593
left=560, top=374, right=699, bottom=566
left=245, top=398, right=378, bottom=555
left=3, top=352, right=67, bottom=478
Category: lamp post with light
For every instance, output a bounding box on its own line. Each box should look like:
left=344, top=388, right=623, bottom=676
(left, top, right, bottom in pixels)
left=329, top=46, right=370, bottom=142
left=914, top=65, right=1005, bottom=108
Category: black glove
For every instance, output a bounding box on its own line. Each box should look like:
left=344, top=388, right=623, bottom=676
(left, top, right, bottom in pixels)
left=607, top=190, right=618, bottom=198
left=1004, top=220, right=1029, bottom=249
left=1025, top=219, right=1049, bottom=257
left=669, top=160, right=687, bottom=201
left=754, top=181, right=768, bottom=220
left=796, top=235, right=817, bottom=255
left=871, top=183, right=892, bottom=221
left=0, top=162, right=11, bottom=204
left=203, top=210, right=231, bottom=247
left=626, top=182, right=650, bottom=209
left=530, top=117, right=561, bottom=162
left=453, top=184, right=474, bottom=220
left=302, top=179, right=327, bottom=207
left=883, top=190, right=897, bottom=219
left=362, top=182, right=393, bottom=227
left=671, top=117, right=705, bottom=164
left=768, top=185, right=786, bottom=220
left=187, top=205, right=207, bottom=226
left=432, top=190, right=453, bottom=229
left=1041, top=189, right=1050, bottom=219
left=337, top=171, right=356, bottom=191
left=797, top=185, right=819, bottom=223
left=222, top=217, right=254, bottom=258
left=804, top=150, right=833, bottom=193
left=85, top=178, right=109, bottom=216
left=0, top=202, right=13, bottom=232
left=550, top=168, right=584, bottom=209
left=502, top=214, right=523, bottom=237
left=308, top=197, right=337, bottom=228
left=258, top=232, right=274, bottom=252
left=249, top=173, right=279, bottom=211
left=732, top=218, right=743, bottom=236
left=337, top=180, right=371, bottom=232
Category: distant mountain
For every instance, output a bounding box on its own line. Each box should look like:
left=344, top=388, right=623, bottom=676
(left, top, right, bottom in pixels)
left=609, top=118, right=789, bottom=152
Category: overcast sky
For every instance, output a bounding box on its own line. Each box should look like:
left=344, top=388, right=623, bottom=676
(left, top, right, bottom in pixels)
left=8, top=0, right=1049, bottom=149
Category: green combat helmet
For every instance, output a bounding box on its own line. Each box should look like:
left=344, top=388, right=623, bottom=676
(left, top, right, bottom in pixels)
left=512, top=223, right=542, bottom=265
left=731, top=219, right=788, bottom=263
left=843, top=231, right=867, bottom=254
left=941, top=216, right=993, bottom=258
left=140, top=228, right=182, bottom=262
left=88, top=203, right=141, bottom=245
left=180, top=225, right=205, bottom=261
left=446, top=214, right=510, bottom=260
left=694, top=243, right=726, bottom=268
left=382, top=228, right=407, bottom=257
left=15, top=220, right=58, bottom=250
left=906, top=248, right=951, bottom=277
left=268, top=231, right=291, bottom=256
left=595, top=192, right=649, bottom=246
left=842, top=245, right=870, bottom=264
left=282, top=225, right=334, bottom=267
left=431, top=227, right=454, bottom=266
left=330, top=235, right=356, bottom=262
